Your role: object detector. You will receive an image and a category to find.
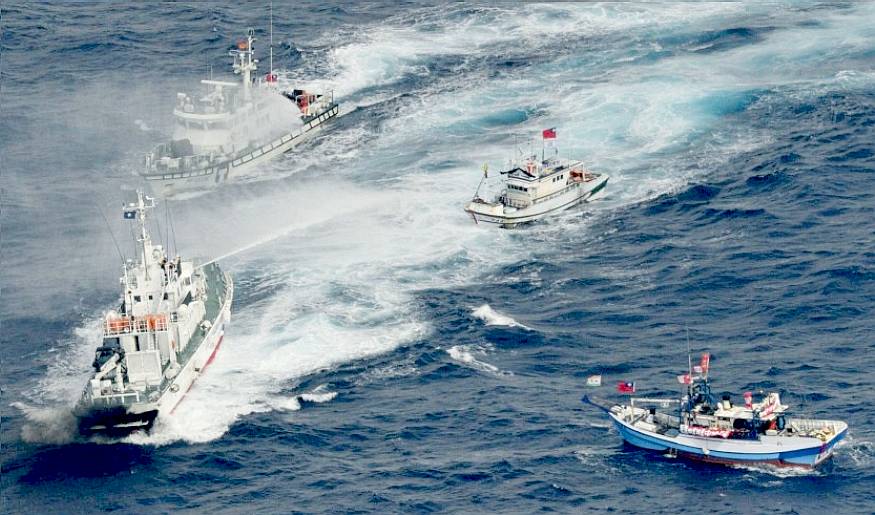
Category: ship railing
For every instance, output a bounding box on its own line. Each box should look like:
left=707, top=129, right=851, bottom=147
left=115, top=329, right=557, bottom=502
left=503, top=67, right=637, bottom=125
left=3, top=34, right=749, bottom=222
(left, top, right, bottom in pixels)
left=91, top=391, right=141, bottom=407
left=499, top=194, right=530, bottom=210
left=147, top=152, right=222, bottom=173
left=630, top=397, right=681, bottom=407
left=104, top=314, right=171, bottom=336
left=789, top=418, right=844, bottom=434
left=143, top=103, right=340, bottom=182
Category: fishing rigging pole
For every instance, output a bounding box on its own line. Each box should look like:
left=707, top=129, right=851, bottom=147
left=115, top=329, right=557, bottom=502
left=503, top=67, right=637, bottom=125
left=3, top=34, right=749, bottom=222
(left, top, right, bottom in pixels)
left=97, top=199, right=125, bottom=266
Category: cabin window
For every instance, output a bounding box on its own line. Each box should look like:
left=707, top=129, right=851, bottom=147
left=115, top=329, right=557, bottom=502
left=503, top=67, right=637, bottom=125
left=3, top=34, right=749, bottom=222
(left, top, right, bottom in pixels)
left=163, top=293, right=169, bottom=300
left=148, top=295, right=153, bottom=300
left=133, top=295, right=141, bottom=302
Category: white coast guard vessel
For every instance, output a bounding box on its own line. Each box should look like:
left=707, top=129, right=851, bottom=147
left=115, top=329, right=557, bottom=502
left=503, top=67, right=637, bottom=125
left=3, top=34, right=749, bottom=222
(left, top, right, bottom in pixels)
left=465, top=131, right=608, bottom=227
left=140, top=28, right=339, bottom=196
left=585, top=353, right=848, bottom=469
left=74, top=191, right=233, bottom=436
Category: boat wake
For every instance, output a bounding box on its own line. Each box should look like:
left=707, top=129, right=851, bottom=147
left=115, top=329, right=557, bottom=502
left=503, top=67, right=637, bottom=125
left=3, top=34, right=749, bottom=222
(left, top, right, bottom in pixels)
left=736, top=464, right=822, bottom=479
left=837, top=437, right=874, bottom=469
left=573, top=447, right=623, bottom=475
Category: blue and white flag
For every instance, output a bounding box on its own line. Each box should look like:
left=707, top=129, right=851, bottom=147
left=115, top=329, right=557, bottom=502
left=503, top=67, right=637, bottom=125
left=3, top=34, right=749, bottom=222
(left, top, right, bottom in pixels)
left=123, top=209, right=137, bottom=220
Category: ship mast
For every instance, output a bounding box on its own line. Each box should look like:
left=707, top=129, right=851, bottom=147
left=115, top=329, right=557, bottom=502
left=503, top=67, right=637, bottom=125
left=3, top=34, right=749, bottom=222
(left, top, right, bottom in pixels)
left=231, top=29, right=258, bottom=101
left=127, top=190, right=156, bottom=280
left=269, top=1, right=274, bottom=78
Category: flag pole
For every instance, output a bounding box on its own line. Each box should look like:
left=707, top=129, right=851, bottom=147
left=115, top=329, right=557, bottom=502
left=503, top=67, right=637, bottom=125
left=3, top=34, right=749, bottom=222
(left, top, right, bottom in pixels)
left=686, top=327, right=692, bottom=383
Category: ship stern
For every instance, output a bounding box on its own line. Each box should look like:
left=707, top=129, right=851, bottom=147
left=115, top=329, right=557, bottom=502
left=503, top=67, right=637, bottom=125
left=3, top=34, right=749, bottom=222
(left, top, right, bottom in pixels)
left=75, top=403, right=159, bottom=437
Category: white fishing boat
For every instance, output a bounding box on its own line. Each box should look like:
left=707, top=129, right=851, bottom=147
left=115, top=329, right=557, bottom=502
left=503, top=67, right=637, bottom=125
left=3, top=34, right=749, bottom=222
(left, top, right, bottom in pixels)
left=584, top=353, right=848, bottom=469
left=464, top=129, right=609, bottom=228
left=140, top=27, right=339, bottom=197
left=74, top=191, right=233, bottom=436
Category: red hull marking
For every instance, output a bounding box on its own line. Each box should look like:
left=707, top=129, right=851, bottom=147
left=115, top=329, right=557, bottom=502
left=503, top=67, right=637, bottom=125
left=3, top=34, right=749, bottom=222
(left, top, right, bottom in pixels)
left=170, top=334, right=224, bottom=414
left=677, top=451, right=815, bottom=470
left=204, top=333, right=224, bottom=367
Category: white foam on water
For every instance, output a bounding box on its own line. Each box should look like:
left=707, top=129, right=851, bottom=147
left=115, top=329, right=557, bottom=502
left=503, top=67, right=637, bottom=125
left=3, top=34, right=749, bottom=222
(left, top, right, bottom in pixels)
left=15, top=318, right=103, bottom=444
left=446, top=344, right=511, bottom=377
left=20, top=2, right=875, bottom=446
left=471, top=304, right=529, bottom=329
left=573, top=447, right=623, bottom=475
left=355, top=361, right=419, bottom=386
left=121, top=169, right=529, bottom=443
left=12, top=403, right=79, bottom=445
left=300, top=390, right=338, bottom=404
left=736, top=464, right=822, bottom=479
left=835, top=436, right=873, bottom=469
left=314, top=3, right=748, bottom=98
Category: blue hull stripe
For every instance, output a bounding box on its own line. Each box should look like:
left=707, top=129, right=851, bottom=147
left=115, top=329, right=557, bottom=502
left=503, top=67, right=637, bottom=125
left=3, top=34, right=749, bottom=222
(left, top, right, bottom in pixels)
left=613, top=419, right=847, bottom=467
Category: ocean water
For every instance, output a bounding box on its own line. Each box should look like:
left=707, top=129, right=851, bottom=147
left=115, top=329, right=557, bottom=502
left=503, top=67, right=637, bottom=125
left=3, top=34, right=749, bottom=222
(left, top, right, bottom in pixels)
left=2, top=1, right=875, bottom=513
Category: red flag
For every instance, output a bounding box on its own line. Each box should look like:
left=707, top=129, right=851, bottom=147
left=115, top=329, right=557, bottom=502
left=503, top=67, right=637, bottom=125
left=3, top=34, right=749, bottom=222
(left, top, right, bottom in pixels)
left=265, top=72, right=277, bottom=83
left=616, top=381, right=636, bottom=393
left=677, top=374, right=691, bottom=384
left=542, top=128, right=556, bottom=139
left=700, top=353, right=710, bottom=373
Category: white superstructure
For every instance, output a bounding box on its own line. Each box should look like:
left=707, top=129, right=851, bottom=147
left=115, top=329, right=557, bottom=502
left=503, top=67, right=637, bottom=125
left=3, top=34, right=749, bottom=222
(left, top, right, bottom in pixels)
left=75, top=191, right=233, bottom=435
left=141, top=28, right=339, bottom=197
left=465, top=141, right=609, bottom=227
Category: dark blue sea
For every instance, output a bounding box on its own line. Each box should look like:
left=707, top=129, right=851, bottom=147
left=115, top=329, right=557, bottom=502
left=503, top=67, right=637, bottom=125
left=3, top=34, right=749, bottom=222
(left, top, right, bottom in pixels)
left=3, top=2, right=875, bottom=513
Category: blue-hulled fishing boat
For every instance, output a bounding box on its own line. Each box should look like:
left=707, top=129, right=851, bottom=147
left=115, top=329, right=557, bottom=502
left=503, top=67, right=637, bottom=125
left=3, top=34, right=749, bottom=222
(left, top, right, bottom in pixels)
left=585, top=353, right=848, bottom=469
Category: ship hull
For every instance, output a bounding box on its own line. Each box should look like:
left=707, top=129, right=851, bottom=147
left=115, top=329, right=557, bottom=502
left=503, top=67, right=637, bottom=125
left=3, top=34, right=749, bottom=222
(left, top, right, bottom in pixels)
left=142, top=104, right=339, bottom=197
left=610, top=413, right=847, bottom=469
left=466, top=174, right=608, bottom=228
left=76, top=270, right=233, bottom=438
left=76, top=406, right=159, bottom=437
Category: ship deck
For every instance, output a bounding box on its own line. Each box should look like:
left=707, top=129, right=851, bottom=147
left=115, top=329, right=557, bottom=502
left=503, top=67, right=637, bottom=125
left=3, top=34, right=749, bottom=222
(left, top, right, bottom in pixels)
left=157, top=262, right=229, bottom=393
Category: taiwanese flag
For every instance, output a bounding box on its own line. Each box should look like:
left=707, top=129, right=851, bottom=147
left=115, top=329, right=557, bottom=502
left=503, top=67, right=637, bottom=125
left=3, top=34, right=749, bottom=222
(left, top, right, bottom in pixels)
left=616, top=381, right=636, bottom=393
left=542, top=128, right=557, bottom=140
left=676, top=374, right=691, bottom=384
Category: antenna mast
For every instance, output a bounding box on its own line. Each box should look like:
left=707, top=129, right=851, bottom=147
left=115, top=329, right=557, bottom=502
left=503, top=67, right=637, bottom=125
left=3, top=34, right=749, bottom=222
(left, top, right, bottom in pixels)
left=686, top=327, right=693, bottom=393
left=269, top=1, right=274, bottom=76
